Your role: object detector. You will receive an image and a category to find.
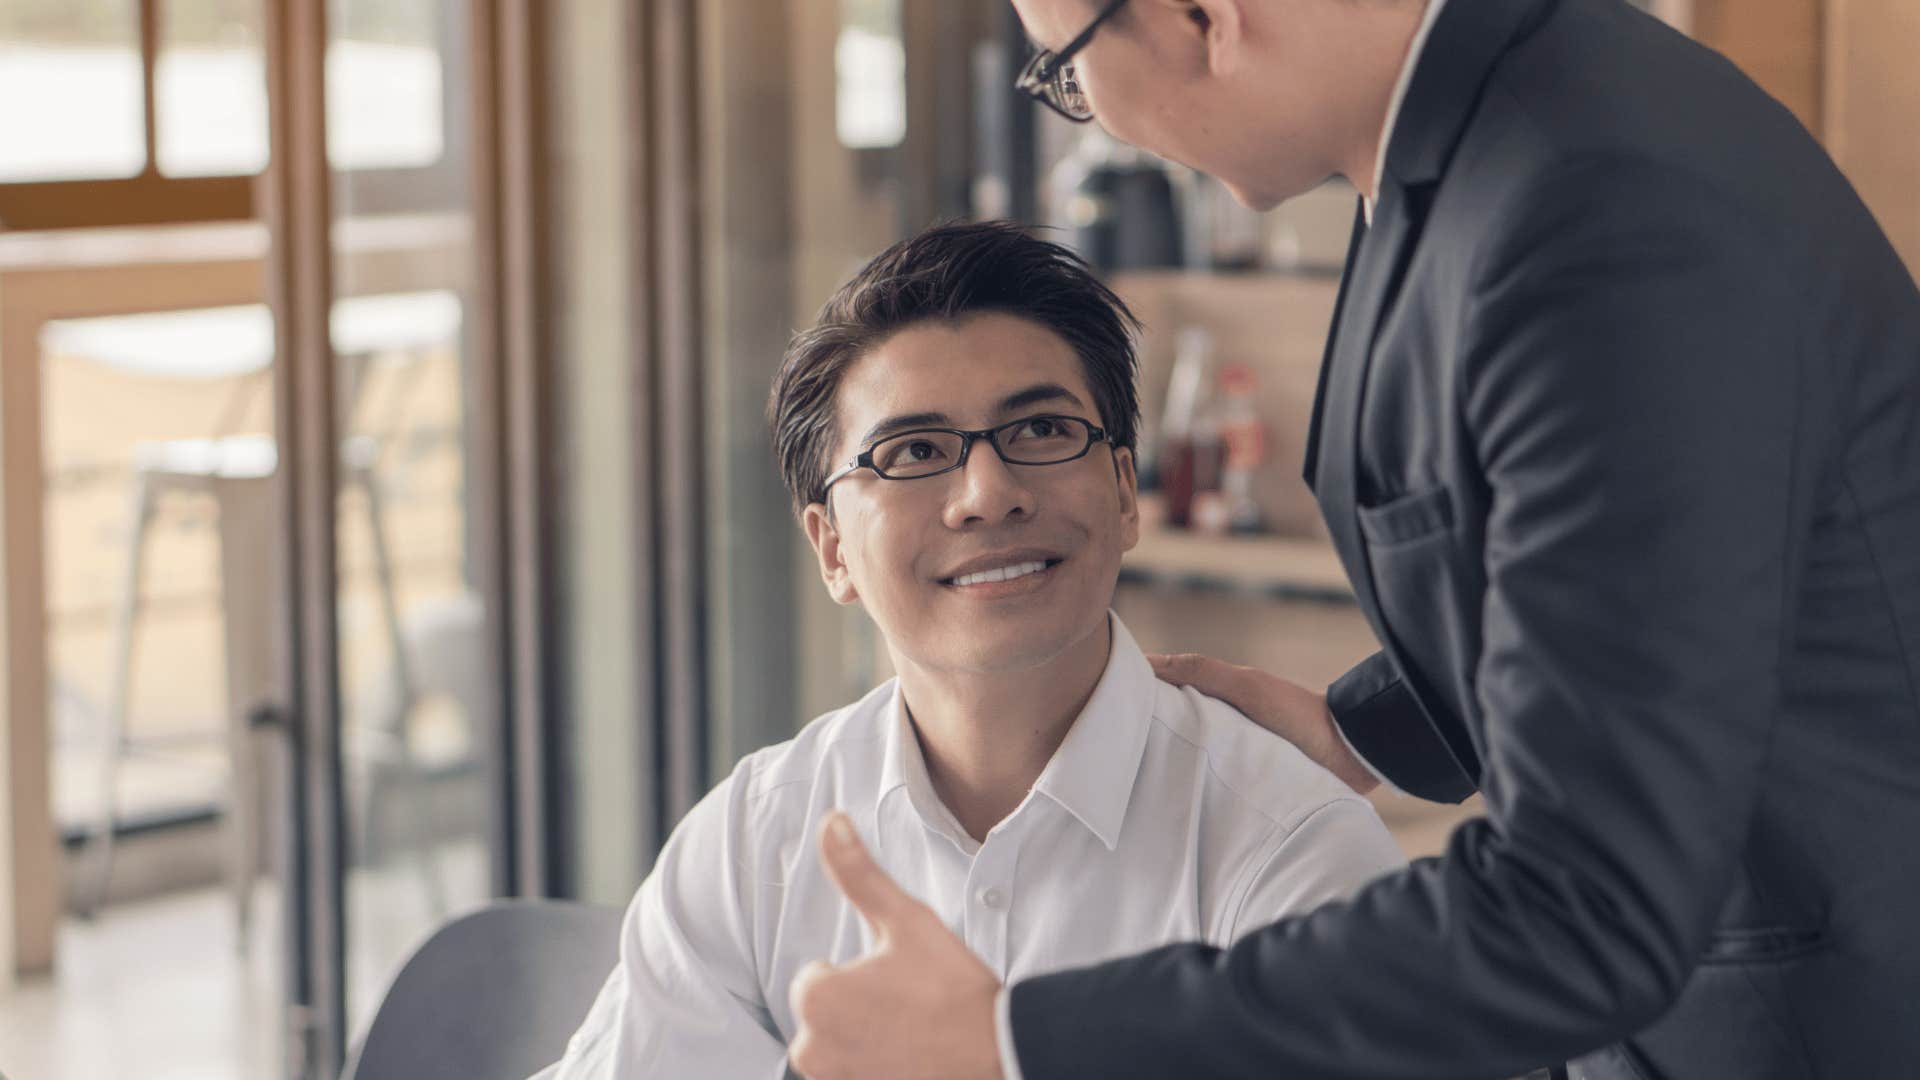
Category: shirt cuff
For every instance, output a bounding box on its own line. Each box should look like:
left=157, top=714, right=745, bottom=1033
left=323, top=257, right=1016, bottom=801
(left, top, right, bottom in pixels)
left=994, top=986, right=1027, bottom=1080
left=1333, top=714, right=1402, bottom=796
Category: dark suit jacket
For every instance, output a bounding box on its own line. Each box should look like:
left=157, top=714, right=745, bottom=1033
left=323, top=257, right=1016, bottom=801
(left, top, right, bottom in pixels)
left=1009, top=0, right=1920, bottom=1076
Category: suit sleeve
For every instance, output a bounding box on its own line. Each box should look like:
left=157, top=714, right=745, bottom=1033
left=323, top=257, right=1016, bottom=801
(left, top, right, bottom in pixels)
left=1328, top=649, right=1478, bottom=803
left=1005, top=156, right=1804, bottom=1078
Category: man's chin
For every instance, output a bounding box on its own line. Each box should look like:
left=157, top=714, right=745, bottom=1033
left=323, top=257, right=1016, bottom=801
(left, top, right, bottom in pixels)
left=1217, top=162, right=1348, bottom=213
left=1227, top=175, right=1318, bottom=214
left=933, top=636, right=1068, bottom=677
left=1219, top=176, right=1278, bottom=212
left=928, top=615, right=1110, bottom=678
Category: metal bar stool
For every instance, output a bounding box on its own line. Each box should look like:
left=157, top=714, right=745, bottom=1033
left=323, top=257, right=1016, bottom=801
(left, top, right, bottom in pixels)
left=41, top=291, right=462, bottom=938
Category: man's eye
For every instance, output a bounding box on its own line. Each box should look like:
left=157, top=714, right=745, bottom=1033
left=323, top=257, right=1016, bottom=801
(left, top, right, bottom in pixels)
left=879, top=437, right=949, bottom=470
left=1011, top=417, right=1062, bottom=440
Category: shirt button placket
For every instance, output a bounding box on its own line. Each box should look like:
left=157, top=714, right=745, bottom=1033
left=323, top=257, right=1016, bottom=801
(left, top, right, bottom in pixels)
left=967, top=832, right=1016, bottom=977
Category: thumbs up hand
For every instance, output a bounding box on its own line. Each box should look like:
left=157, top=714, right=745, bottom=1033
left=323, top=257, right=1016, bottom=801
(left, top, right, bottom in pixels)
left=787, top=812, right=1006, bottom=1080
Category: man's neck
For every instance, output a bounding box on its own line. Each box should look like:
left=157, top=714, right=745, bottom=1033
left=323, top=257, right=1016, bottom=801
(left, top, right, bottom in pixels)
left=892, top=618, right=1113, bottom=843
left=1341, top=0, right=1433, bottom=208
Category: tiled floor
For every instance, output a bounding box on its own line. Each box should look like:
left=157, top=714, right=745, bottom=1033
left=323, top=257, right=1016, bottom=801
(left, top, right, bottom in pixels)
left=0, top=838, right=489, bottom=1080
left=0, top=885, right=281, bottom=1080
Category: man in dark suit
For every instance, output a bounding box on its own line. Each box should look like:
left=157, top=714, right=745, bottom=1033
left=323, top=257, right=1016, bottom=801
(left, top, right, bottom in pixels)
left=785, top=0, right=1920, bottom=1076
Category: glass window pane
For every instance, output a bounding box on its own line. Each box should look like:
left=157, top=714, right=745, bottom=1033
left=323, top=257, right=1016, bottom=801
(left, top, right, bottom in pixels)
left=0, top=0, right=146, bottom=182
left=326, top=0, right=445, bottom=170
left=326, top=0, right=485, bottom=1041
left=836, top=0, right=905, bottom=149
left=156, top=0, right=270, bottom=177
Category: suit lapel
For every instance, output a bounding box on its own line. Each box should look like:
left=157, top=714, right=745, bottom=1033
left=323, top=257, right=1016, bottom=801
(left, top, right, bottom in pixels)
left=1307, top=0, right=1550, bottom=620
left=1315, top=182, right=1430, bottom=623
left=1300, top=200, right=1369, bottom=495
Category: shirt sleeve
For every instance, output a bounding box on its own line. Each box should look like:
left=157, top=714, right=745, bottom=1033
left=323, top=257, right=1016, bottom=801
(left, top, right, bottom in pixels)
left=994, top=988, right=1028, bottom=1080
left=537, top=764, right=791, bottom=1079
left=1226, top=797, right=1407, bottom=941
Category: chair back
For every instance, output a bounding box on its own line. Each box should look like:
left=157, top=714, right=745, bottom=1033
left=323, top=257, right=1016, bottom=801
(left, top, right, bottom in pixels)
left=342, top=900, right=622, bottom=1080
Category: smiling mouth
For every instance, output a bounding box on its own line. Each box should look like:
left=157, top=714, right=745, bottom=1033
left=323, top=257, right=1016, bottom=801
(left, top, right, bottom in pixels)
left=942, top=558, right=1063, bottom=588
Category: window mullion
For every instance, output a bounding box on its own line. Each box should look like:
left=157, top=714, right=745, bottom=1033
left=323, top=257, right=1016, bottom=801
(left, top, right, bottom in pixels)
left=140, top=0, right=161, bottom=176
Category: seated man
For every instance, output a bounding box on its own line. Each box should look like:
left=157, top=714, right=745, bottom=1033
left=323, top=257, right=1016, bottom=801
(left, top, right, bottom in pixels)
left=541, top=222, right=1404, bottom=1077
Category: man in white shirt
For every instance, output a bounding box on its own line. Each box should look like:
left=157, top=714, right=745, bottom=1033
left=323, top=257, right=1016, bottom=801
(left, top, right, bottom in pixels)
left=538, top=221, right=1404, bottom=1077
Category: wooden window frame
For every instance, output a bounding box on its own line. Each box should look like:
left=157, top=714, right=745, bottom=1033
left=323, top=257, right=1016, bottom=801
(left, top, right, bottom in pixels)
left=0, top=0, right=470, bottom=232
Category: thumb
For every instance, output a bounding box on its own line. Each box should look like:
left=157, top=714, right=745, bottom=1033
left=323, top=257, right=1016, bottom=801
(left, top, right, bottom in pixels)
left=817, top=810, right=920, bottom=940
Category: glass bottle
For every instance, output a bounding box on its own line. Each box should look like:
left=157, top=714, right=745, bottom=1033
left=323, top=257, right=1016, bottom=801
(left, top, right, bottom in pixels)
left=1160, top=327, right=1223, bottom=529
left=1217, top=363, right=1267, bottom=534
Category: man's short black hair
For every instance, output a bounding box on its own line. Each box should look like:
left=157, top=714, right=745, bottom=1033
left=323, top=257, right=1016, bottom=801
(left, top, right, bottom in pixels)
left=768, top=220, right=1142, bottom=514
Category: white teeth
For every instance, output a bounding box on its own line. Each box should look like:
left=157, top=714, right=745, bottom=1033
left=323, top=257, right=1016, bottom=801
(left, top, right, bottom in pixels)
left=951, top=560, right=1049, bottom=588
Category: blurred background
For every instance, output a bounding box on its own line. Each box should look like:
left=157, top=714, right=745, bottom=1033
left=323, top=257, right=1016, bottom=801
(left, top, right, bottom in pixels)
left=0, top=0, right=1912, bottom=1076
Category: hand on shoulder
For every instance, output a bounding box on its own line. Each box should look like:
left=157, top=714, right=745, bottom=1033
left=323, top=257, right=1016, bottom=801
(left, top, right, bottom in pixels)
left=1149, top=653, right=1381, bottom=797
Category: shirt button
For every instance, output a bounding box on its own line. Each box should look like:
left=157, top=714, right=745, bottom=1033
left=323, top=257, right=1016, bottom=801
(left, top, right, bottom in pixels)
left=978, top=887, right=1006, bottom=910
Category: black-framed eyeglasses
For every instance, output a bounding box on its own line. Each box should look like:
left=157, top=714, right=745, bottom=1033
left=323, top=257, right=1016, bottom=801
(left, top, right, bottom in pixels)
left=820, top=414, right=1110, bottom=499
left=1015, top=0, right=1131, bottom=123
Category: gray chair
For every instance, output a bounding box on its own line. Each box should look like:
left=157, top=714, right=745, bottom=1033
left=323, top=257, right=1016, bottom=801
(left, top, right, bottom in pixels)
left=342, top=900, right=623, bottom=1080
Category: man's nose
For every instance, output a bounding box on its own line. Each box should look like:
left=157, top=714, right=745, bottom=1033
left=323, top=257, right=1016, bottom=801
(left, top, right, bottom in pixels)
left=940, top=442, right=1034, bottom=528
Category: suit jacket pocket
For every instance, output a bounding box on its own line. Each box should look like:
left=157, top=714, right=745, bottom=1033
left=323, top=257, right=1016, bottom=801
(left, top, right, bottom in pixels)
left=1357, top=483, right=1455, bottom=546
left=1622, top=933, right=1829, bottom=1080
left=1696, top=925, right=1827, bottom=966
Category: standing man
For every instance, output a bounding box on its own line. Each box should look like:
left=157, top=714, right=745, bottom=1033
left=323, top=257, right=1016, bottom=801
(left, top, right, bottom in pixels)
left=785, top=0, right=1920, bottom=1077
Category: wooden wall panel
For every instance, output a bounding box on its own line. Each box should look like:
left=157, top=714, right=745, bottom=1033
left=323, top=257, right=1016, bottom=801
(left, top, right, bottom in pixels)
left=1688, top=0, right=1826, bottom=136
left=1666, top=0, right=1919, bottom=275
left=1824, top=0, right=1920, bottom=275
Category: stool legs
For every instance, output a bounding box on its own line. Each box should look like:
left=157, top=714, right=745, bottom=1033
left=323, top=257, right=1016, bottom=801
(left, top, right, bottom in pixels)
left=82, top=474, right=157, bottom=918
left=351, top=460, right=447, bottom=918
left=77, top=442, right=430, bottom=931
left=355, top=459, right=415, bottom=723
left=213, top=475, right=277, bottom=954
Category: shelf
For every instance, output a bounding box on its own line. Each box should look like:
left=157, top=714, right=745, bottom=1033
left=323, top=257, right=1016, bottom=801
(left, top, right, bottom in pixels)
left=1107, top=265, right=1345, bottom=286
left=1121, top=524, right=1355, bottom=603
left=1105, top=268, right=1344, bottom=312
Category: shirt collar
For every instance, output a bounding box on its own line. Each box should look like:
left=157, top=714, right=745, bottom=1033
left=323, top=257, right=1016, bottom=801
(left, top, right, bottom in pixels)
left=874, top=682, right=979, bottom=854
left=872, top=612, right=1158, bottom=853
left=1364, top=0, right=1448, bottom=225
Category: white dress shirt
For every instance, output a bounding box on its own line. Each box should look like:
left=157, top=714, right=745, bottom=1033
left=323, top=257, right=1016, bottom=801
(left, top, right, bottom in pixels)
left=537, top=615, right=1403, bottom=1078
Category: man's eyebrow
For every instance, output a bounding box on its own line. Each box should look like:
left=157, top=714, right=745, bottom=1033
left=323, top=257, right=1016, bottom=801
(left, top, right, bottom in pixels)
left=852, top=385, right=1086, bottom=450
left=998, top=383, right=1084, bottom=415
left=858, top=411, right=949, bottom=449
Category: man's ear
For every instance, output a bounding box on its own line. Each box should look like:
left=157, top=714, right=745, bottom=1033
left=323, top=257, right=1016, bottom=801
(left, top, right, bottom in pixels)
left=802, top=502, right=862, bottom=606
left=1112, top=446, right=1142, bottom=553
left=1180, top=0, right=1246, bottom=78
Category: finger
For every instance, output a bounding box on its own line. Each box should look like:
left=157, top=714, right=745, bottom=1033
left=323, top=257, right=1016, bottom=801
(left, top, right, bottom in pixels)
left=788, top=958, right=837, bottom=1030
left=1146, top=652, right=1200, bottom=685
left=817, top=811, right=923, bottom=939
left=787, top=983, right=835, bottom=1080
left=1150, top=652, right=1257, bottom=700
left=787, top=1031, right=824, bottom=1080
